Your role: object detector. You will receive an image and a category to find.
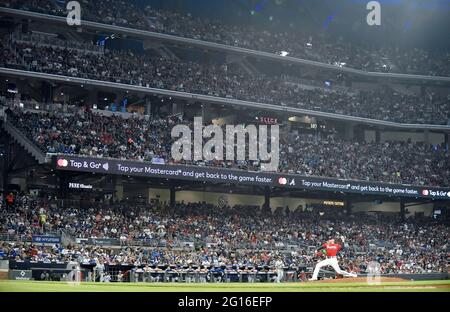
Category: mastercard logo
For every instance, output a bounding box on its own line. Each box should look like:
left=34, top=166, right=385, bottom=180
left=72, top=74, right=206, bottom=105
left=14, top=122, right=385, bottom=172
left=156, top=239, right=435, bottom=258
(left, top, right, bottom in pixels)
left=57, top=159, right=69, bottom=167
left=421, top=190, right=429, bottom=196
left=278, top=177, right=287, bottom=185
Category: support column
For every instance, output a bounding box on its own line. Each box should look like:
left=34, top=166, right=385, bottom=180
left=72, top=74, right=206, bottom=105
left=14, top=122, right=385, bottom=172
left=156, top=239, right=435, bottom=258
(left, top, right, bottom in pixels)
left=114, top=177, right=123, bottom=202
left=375, top=130, right=381, bottom=144
left=263, top=186, right=271, bottom=214
left=424, top=130, right=430, bottom=145
left=400, top=200, right=406, bottom=221
left=286, top=119, right=292, bottom=133
left=345, top=199, right=352, bottom=216
left=344, top=123, right=354, bottom=140
left=57, top=171, right=69, bottom=200
left=21, top=20, right=29, bottom=34
left=172, top=102, right=179, bottom=115
left=119, top=92, right=128, bottom=113
left=145, top=97, right=152, bottom=116
left=170, top=186, right=176, bottom=207
left=42, top=81, right=53, bottom=105
left=420, top=85, right=426, bottom=97
left=88, top=89, right=98, bottom=109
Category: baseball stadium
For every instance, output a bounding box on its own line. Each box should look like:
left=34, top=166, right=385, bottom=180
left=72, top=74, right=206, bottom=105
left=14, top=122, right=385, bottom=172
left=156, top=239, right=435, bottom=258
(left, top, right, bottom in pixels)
left=0, top=0, right=449, bottom=295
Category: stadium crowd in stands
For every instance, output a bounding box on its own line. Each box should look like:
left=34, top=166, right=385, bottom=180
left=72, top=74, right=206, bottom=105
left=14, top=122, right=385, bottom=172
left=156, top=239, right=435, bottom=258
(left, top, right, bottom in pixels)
left=2, top=0, right=450, bottom=77
left=0, top=195, right=448, bottom=275
left=1, top=37, right=449, bottom=124
left=1, top=0, right=449, bottom=284
left=6, top=108, right=450, bottom=186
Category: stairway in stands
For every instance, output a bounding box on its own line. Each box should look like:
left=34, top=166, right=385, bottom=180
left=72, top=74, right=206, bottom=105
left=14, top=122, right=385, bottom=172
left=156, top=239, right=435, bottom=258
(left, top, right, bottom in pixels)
left=0, top=107, right=47, bottom=164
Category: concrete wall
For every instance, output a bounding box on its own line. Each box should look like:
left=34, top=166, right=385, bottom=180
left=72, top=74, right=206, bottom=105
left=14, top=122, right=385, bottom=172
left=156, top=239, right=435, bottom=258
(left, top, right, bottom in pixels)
left=270, top=197, right=327, bottom=211
left=380, top=131, right=444, bottom=145
left=123, top=184, right=145, bottom=201
left=146, top=189, right=434, bottom=216
left=352, top=201, right=433, bottom=217
left=351, top=82, right=379, bottom=91
left=364, top=130, right=444, bottom=145
left=352, top=201, right=400, bottom=213
left=0, top=260, right=8, bottom=280
left=364, top=130, right=376, bottom=143
left=9, top=177, right=26, bottom=192
left=404, top=203, right=434, bottom=217
left=150, top=189, right=335, bottom=211
left=148, top=188, right=170, bottom=204
left=176, top=191, right=265, bottom=207
left=115, top=184, right=123, bottom=201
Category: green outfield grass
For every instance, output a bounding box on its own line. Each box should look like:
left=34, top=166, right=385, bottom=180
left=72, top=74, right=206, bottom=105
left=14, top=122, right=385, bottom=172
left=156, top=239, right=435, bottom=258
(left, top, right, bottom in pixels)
left=0, top=280, right=449, bottom=292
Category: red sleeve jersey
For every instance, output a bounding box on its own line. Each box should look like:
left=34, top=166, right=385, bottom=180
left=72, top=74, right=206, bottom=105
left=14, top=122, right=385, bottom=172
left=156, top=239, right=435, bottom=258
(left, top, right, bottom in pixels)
left=322, top=243, right=342, bottom=257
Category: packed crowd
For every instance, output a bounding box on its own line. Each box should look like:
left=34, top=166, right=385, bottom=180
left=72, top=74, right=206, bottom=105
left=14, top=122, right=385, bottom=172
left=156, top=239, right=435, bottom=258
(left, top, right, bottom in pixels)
left=2, top=0, right=450, bottom=77
left=281, top=132, right=449, bottom=187
left=0, top=196, right=448, bottom=274
left=6, top=108, right=450, bottom=187
left=1, top=37, right=449, bottom=124
left=9, top=32, right=104, bottom=54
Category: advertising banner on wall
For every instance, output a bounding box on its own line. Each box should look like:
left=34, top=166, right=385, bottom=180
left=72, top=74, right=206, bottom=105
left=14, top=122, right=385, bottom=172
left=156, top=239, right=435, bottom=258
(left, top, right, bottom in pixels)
left=32, top=236, right=61, bottom=244
left=9, top=270, right=32, bottom=280
left=54, top=155, right=450, bottom=200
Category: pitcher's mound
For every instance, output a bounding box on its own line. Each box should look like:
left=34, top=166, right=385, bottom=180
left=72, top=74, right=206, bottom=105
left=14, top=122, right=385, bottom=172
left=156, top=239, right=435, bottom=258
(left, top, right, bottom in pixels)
left=316, top=277, right=406, bottom=283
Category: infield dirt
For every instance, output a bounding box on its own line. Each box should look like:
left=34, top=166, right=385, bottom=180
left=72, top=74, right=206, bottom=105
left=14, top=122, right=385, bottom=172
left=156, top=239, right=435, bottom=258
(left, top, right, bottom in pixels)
left=316, top=277, right=407, bottom=283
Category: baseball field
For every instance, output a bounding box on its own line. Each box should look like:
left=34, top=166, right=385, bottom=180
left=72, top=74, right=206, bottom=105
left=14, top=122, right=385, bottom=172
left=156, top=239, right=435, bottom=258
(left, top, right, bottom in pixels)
left=0, top=278, right=449, bottom=292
